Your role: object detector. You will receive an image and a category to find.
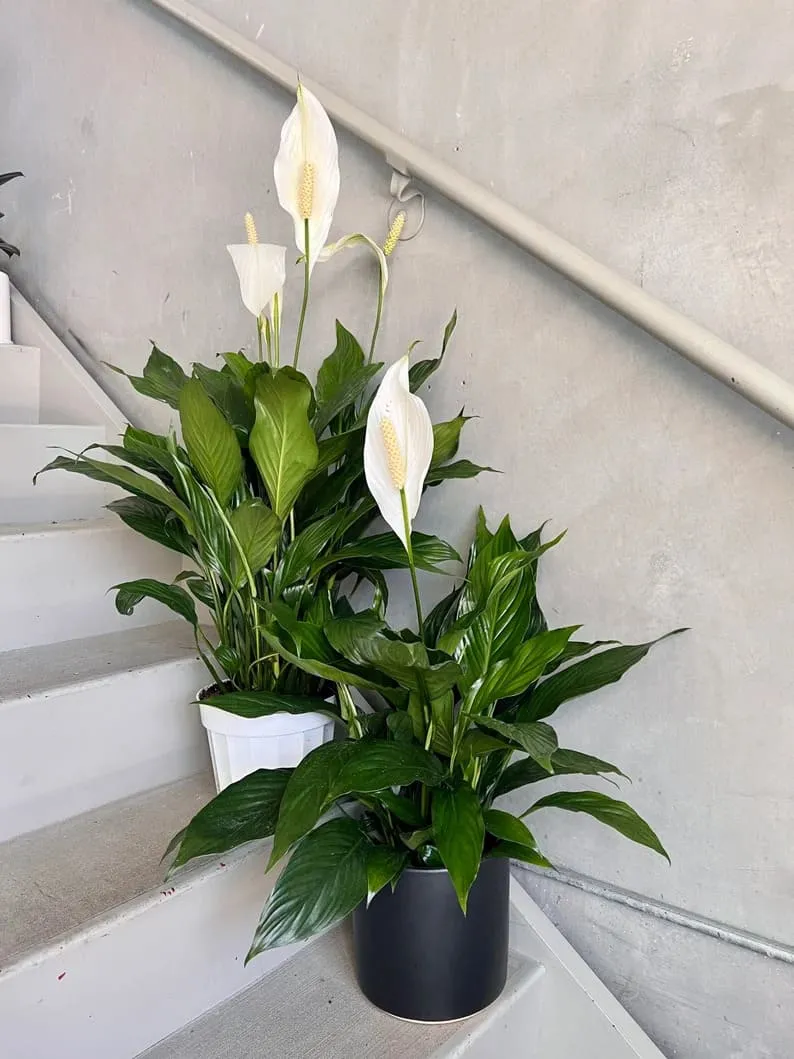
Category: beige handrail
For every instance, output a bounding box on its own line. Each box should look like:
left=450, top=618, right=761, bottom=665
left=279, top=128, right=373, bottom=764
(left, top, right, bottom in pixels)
left=150, top=0, right=794, bottom=430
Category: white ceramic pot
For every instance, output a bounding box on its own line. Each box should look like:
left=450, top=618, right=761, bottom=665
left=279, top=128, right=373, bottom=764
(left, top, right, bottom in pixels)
left=199, top=692, right=335, bottom=792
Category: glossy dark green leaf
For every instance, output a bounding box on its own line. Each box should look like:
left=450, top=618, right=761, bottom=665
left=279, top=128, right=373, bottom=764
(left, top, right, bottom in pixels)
left=425, top=459, right=496, bottom=486
left=179, top=378, right=243, bottom=507
left=475, top=717, right=558, bottom=772
left=229, top=498, right=280, bottom=579
left=269, top=739, right=444, bottom=866
left=249, top=818, right=368, bottom=956
left=192, top=362, right=254, bottom=437
left=544, top=639, right=620, bottom=673
left=365, top=845, right=408, bottom=905
left=376, top=788, right=424, bottom=827
left=113, top=578, right=198, bottom=627
left=106, top=344, right=188, bottom=408
left=222, top=350, right=255, bottom=383
left=35, top=453, right=193, bottom=529
left=409, top=309, right=457, bottom=391
left=199, top=690, right=339, bottom=721
left=106, top=496, right=192, bottom=556
left=431, top=410, right=472, bottom=467
left=276, top=510, right=349, bottom=590
left=423, top=584, right=464, bottom=647
left=520, top=630, right=686, bottom=722
left=487, top=842, right=553, bottom=869
left=386, top=712, right=414, bottom=743
left=469, top=627, right=578, bottom=713
left=483, top=808, right=539, bottom=848
left=432, top=783, right=484, bottom=912
left=527, top=790, right=669, bottom=861
left=314, top=322, right=381, bottom=434
left=313, top=532, right=460, bottom=576
left=493, top=748, right=627, bottom=797
left=166, top=768, right=291, bottom=874
left=260, top=626, right=397, bottom=696
left=250, top=369, right=319, bottom=519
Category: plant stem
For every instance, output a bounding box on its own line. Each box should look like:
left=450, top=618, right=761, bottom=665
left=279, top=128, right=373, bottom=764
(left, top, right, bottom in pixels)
left=293, top=219, right=311, bottom=368
left=400, top=488, right=423, bottom=638
left=272, top=293, right=281, bottom=369
left=367, top=276, right=384, bottom=364
left=256, top=317, right=264, bottom=363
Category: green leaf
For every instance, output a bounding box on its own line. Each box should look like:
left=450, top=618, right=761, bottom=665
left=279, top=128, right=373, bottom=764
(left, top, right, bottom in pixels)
left=179, top=378, right=243, bottom=507
left=112, top=578, right=198, bottom=627
left=520, top=631, right=686, bottom=722
left=166, top=768, right=291, bottom=873
left=192, top=363, right=254, bottom=438
left=409, top=309, right=457, bottom=391
left=35, top=454, right=193, bottom=530
left=324, top=618, right=462, bottom=699
left=250, top=369, right=319, bottom=519
left=423, top=584, right=464, bottom=647
left=107, top=344, right=188, bottom=408
left=175, top=572, right=215, bottom=608
left=260, top=626, right=397, bottom=696
left=106, top=496, right=192, bottom=556
left=432, top=783, right=484, bottom=912
left=229, top=498, right=280, bottom=579
left=527, top=790, right=670, bottom=862
left=199, top=690, right=339, bottom=721
left=365, top=845, right=408, bottom=905
left=493, top=748, right=627, bottom=797
left=314, top=322, right=381, bottom=434
left=483, top=808, right=539, bottom=848
left=475, top=717, right=558, bottom=771
left=276, top=510, right=349, bottom=590
left=469, top=627, right=578, bottom=713
left=376, top=789, right=424, bottom=827
left=487, top=842, right=553, bottom=869
left=425, top=459, right=496, bottom=486
left=222, top=350, right=256, bottom=383
left=313, top=532, right=460, bottom=576
left=249, top=818, right=368, bottom=956
left=431, top=410, right=472, bottom=467
left=386, top=712, right=414, bottom=743
left=270, top=739, right=444, bottom=866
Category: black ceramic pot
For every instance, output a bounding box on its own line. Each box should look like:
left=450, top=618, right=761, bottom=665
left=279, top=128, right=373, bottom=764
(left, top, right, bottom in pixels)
left=352, top=856, right=510, bottom=1023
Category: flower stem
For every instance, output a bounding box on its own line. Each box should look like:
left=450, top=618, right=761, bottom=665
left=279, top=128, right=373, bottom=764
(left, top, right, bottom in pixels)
left=294, top=219, right=311, bottom=368
left=272, top=293, right=281, bottom=369
left=256, top=317, right=264, bottom=363
left=367, top=275, right=385, bottom=364
left=400, top=488, right=423, bottom=638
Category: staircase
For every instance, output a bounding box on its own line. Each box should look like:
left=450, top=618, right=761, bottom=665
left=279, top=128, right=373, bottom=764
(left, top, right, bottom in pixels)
left=0, top=290, right=667, bottom=1059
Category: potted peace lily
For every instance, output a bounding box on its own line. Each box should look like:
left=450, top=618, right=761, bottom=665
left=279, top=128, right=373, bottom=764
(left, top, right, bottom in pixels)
left=35, top=89, right=480, bottom=789
left=165, top=355, right=682, bottom=1023
left=1, top=170, right=23, bottom=343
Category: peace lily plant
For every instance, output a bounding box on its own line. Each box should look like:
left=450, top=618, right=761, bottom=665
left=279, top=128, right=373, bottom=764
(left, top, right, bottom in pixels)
left=36, top=87, right=476, bottom=777
left=164, top=354, right=682, bottom=969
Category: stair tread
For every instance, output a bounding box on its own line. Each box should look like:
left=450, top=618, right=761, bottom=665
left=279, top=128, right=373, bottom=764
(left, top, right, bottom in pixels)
left=0, top=513, right=120, bottom=536
left=139, top=928, right=536, bottom=1059
left=0, top=772, right=215, bottom=963
left=0, top=621, right=199, bottom=703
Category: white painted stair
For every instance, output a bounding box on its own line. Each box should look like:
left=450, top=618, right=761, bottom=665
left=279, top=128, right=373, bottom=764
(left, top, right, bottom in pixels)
left=0, top=292, right=668, bottom=1059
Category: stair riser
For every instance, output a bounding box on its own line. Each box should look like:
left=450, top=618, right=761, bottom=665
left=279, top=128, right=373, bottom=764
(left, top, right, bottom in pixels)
left=0, top=424, right=118, bottom=523
left=0, top=847, right=298, bottom=1059
left=0, top=522, right=183, bottom=650
left=0, top=658, right=210, bottom=841
left=0, top=345, right=40, bottom=424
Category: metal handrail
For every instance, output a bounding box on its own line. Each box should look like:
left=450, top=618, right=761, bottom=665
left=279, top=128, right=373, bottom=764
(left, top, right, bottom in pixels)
left=150, top=0, right=794, bottom=430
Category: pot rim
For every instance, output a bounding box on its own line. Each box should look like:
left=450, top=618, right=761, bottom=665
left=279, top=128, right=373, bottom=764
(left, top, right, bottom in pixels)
left=394, top=857, right=503, bottom=875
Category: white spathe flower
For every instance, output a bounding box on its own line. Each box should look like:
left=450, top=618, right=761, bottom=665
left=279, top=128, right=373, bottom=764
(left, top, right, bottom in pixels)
left=318, top=232, right=388, bottom=303
left=227, top=241, right=286, bottom=318
left=364, top=356, right=434, bottom=549
left=274, top=84, right=340, bottom=273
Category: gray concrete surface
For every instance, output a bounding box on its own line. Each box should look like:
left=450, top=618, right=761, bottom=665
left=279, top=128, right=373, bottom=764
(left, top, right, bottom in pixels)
left=3, top=2, right=794, bottom=1054
left=0, top=771, right=214, bottom=961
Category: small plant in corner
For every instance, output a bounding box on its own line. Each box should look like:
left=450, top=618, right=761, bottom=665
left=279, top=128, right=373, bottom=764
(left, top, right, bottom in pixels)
left=0, top=171, right=23, bottom=259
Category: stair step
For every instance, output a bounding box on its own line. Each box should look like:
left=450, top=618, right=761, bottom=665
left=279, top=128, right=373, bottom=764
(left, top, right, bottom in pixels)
left=0, top=622, right=209, bottom=839
left=0, top=517, right=183, bottom=650
left=0, top=423, right=118, bottom=522
left=0, top=344, right=40, bottom=423
left=139, top=930, right=542, bottom=1059
left=0, top=832, right=299, bottom=1059
left=0, top=773, right=215, bottom=964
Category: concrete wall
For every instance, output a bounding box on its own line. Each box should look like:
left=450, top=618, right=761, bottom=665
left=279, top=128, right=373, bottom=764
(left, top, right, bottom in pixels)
left=3, top=1, right=794, bottom=1054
